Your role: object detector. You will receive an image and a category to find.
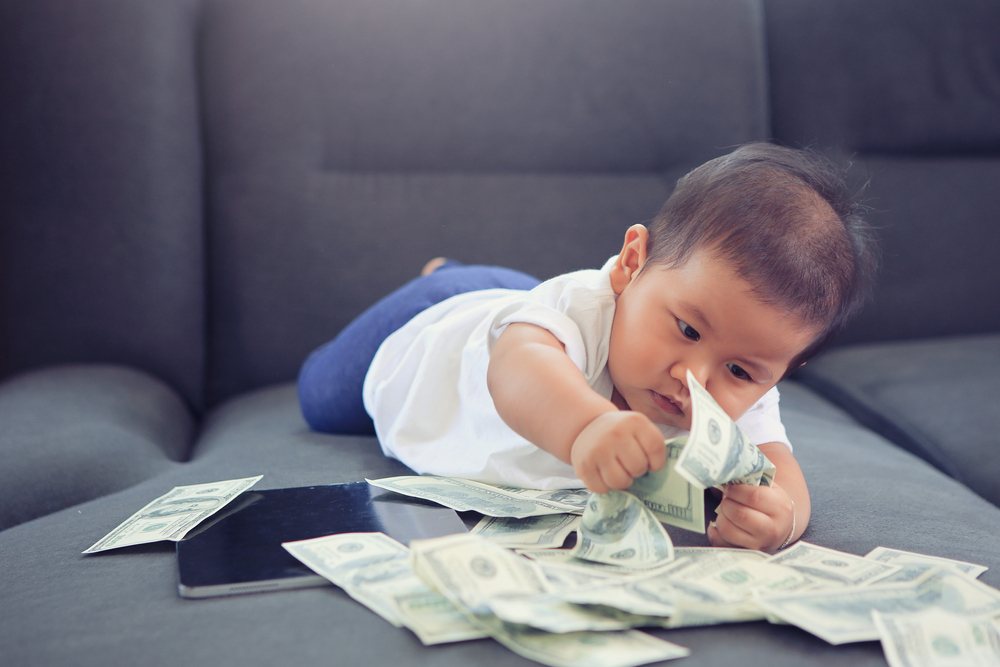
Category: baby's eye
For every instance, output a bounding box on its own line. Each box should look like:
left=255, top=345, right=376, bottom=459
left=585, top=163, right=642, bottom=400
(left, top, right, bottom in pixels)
left=676, top=319, right=700, bottom=341
left=727, top=363, right=753, bottom=382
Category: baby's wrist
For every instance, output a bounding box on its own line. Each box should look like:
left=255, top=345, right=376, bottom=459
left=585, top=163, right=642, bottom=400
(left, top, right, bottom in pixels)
left=776, top=498, right=798, bottom=551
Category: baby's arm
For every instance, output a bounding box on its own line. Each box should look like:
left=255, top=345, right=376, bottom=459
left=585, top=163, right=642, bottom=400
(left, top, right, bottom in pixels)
left=708, top=442, right=811, bottom=553
left=487, top=322, right=666, bottom=492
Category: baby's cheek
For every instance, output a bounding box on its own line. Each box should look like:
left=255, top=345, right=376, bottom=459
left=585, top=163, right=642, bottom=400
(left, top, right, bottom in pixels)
left=726, top=389, right=769, bottom=422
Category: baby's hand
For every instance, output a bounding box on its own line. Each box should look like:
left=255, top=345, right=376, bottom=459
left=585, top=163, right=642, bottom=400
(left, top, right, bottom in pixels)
left=707, top=483, right=796, bottom=553
left=570, top=411, right=666, bottom=494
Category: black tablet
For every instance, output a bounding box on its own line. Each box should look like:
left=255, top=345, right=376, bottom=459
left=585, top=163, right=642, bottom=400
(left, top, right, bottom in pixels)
left=175, top=481, right=467, bottom=598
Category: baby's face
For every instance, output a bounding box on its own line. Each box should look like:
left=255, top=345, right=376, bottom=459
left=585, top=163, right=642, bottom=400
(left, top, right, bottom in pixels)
left=607, top=245, right=818, bottom=431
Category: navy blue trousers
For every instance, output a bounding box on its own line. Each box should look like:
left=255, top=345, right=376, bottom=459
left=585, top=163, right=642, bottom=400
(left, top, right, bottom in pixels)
left=298, top=262, right=540, bottom=434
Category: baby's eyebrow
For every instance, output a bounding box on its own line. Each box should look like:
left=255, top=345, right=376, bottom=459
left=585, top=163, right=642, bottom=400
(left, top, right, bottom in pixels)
left=678, top=301, right=713, bottom=333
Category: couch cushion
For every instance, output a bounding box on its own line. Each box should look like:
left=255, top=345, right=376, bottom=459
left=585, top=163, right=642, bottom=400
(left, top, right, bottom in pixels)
left=0, top=0, right=206, bottom=408
left=794, top=334, right=1000, bottom=506
left=199, top=0, right=771, bottom=405
left=765, top=0, right=1000, bottom=153
left=0, top=365, right=194, bottom=530
left=764, top=0, right=1000, bottom=345
left=2, top=380, right=996, bottom=666
left=829, top=158, right=1000, bottom=345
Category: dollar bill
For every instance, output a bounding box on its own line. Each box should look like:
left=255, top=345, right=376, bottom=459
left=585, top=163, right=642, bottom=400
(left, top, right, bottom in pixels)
left=865, top=546, right=989, bottom=583
left=340, top=559, right=424, bottom=627
left=873, top=608, right=1000, bottom=667
left=472, top=513, right=581, bottom=549
left=674, top=546, right=769, bottom=563
left=517, top=548, right=678, bottom=583
left=628, top=438, right=705, bottom=533
left=282, top=532, right=413, bottom=625
left=486, top=593, right=670, bottom=633
left=367, top=476, right=587, bottom=517
left=572, top=491, right=674, bottom=570
left=768, top=541, right=901, bottom=587
left=674, top=370, right=775, bottom=490
left=410, top=533, right=552, bottom=613
left=282, top=532, right=409, bottom=588
left=757, top=569, right=1000, bottom=645
left=82, top=475, right=263, bottom=554
left=393, top=589, right=490, bottom=645
left=668, top=557, right=812, bottom=603
left=556, top=578, right=678, bottom=618
left=479, top=617, right=690, bottom=667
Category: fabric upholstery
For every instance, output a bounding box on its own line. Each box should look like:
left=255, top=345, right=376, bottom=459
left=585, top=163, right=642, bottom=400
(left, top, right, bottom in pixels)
left=765, top=0, right=1000, bottom=153
left=0, top=365, right=194, bottom=530
left=0, top=0, right=206, bottom=409
left=794, top=334, right=1000, bottom=505
left=200, top=0, right=770, bottom=405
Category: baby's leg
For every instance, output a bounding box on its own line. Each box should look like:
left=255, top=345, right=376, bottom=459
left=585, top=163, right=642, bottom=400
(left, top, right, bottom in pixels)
left=297, top=262, right=539, bottom=434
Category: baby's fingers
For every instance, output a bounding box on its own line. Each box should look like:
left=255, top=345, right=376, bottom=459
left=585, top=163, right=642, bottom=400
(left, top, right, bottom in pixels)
left=716, top=496, right=784, bottom=551
left=599, top=459, right=636, bottom=491
left=575, top=459, right=609, bottom=495
left=707, top=514, right=757, bottom=550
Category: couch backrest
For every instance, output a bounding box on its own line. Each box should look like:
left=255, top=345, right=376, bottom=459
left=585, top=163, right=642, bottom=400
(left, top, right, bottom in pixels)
left=200, top=0, right=771, bottom=405
left=765, top=0, right=1000, bottom=345
left=13, top=1, right=989, bottom=409
left=0, top=0, right=206, bottom=409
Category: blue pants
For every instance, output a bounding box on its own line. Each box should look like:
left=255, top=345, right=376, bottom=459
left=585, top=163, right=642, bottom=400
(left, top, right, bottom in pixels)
left=298, top=262, right=540, bottom=434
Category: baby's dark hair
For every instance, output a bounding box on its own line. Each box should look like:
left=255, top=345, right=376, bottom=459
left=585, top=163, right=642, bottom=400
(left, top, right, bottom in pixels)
left=646, top=142, right=878, bottom=371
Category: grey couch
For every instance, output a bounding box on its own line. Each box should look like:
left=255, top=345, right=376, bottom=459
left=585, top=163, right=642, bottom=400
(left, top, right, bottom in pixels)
left=2, top=1, right=998, bottom=665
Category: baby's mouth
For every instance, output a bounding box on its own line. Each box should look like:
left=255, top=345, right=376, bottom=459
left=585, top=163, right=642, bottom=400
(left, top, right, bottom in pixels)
left=650, top=390, right=684, bottom=416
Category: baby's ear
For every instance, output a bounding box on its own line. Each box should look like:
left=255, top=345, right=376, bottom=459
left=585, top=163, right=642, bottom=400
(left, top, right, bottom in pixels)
left=610, top=224, right=649, bottom=294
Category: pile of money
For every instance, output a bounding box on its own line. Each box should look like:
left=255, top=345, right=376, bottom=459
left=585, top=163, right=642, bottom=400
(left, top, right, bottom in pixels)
left=82, top=374, right=1000, bottom=666
left=285, top=528, right=999, bottom=667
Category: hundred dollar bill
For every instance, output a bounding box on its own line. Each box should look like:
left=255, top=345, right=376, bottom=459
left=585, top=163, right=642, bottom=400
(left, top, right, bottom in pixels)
left=768, top=541, right=901, bottom=587
left=83, top=475, right=263, bottom=554
left=393, top=589, right=489, bottom=645
left=479, top=617, right=690, bottom=667
left=517, top=548, right=678, bottom=587
left=410, top=533, right=552, bottom=613
left=339, top=558, right=424, bottom=627
left=471, top=513, right=580, bottom=549
left=625, top=553, right=772, bottom=627
left=284, top=532, right=484, bottom=639
left=486, top=593, right=670, bottom=634
left=572, top=491, right=674, bottom=569
left=865, top=546, right=989, bottom=583
left=283, top=532, right=413, bottom=625
left=559, top=556, right=762, bottom=628
left=628, top=438, right=705, bottom=533
left=674, top=546, right=769, bottom=564
left=873, top=608, right=1000, bottom=667
left=675, top=370, right=775, bottom=490
left=668, top=556, right=812, bottom=603
left=367, top=476, right=588, bottom=517
left=555, top=579, right=677, bottom=618
left=282, top=532, right=409, bottom=588
left=757, top=569, right=1000, bottom=645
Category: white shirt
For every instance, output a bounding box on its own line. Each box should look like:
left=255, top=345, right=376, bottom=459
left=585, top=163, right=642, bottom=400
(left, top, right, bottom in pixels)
left=363, top=258, right=790, bottom=489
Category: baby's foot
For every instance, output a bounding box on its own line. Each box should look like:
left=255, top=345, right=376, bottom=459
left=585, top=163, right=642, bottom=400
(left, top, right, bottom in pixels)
left=420, top=257, right=449, bottom=276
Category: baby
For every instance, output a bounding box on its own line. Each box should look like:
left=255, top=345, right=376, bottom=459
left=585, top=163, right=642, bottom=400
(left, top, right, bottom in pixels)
left=299, top=142, right=877, bottom=553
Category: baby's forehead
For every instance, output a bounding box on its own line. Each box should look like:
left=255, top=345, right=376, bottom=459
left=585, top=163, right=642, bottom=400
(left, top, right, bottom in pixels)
left=643, top=253, right=822, bottom=336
